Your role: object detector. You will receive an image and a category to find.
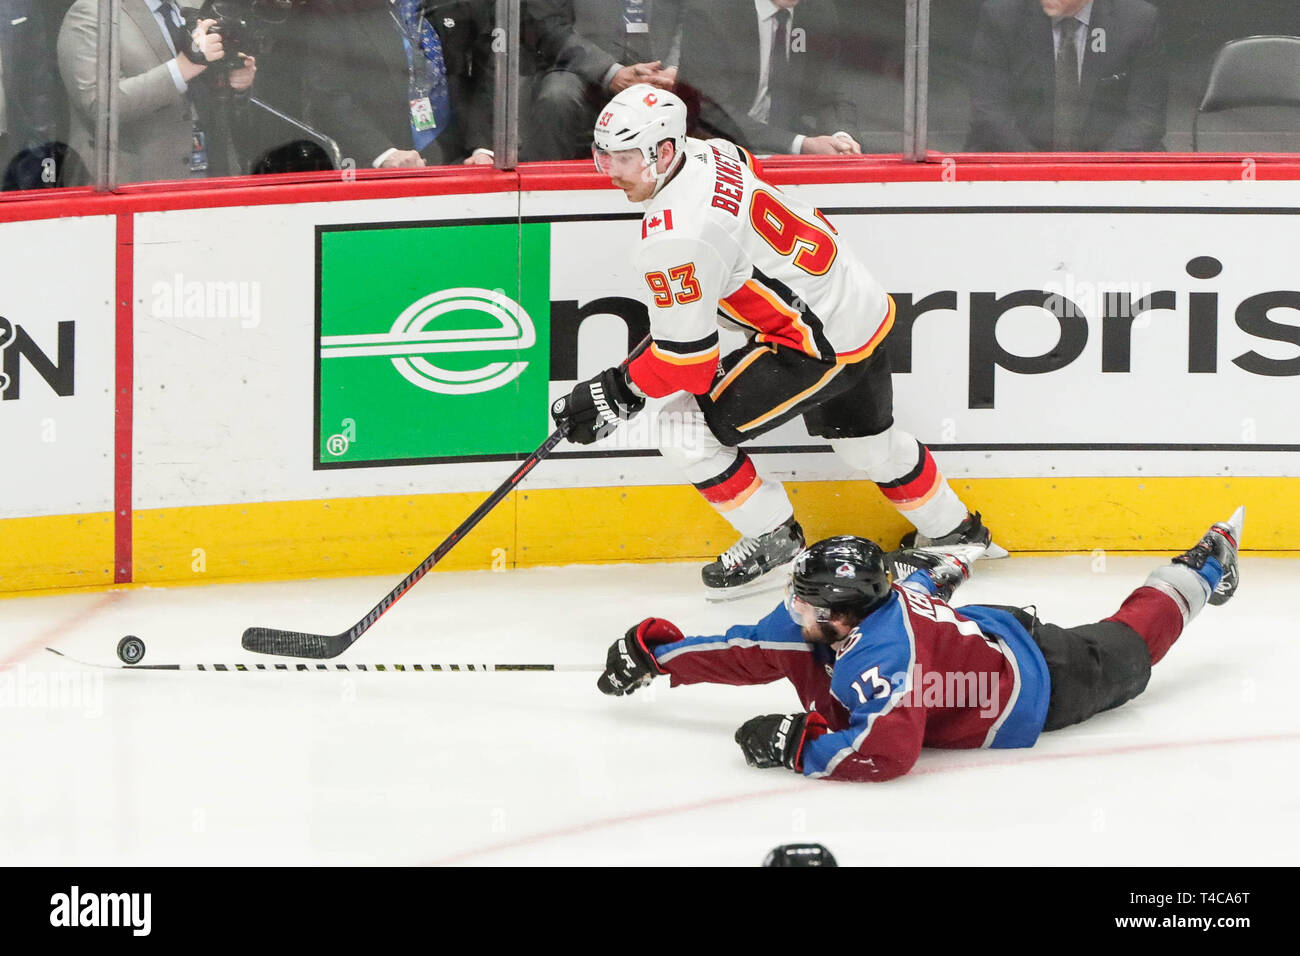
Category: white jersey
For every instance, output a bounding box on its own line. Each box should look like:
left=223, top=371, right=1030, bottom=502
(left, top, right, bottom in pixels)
left=626, top=138, right=895, bottom=398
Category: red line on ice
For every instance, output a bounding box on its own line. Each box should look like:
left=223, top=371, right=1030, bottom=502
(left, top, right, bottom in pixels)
left=0, top=591, right=126, bottom=671
left=425, top=731, right=1300, bottom=866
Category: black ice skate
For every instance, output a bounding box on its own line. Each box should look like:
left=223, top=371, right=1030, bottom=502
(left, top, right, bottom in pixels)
left=886, top=548, right=972, bottom=602
left=1172, top=506, right=1245, bottom=606
left=898, top=511, right=1007, bottom=559
left=703, top=517, right=805, bottom=601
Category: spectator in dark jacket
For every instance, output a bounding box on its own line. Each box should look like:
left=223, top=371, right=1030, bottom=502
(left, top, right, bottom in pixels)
left=524, top=0, right=678, bottom=160
left=2, top=0, right=70, bottom=188
left=307, top=0, right=577, bottom=167
left=306, top=0, right=494, bottom=168
left=664, top=0, right=864, bottom=156
left=965, top=0, right=1167, bottom=152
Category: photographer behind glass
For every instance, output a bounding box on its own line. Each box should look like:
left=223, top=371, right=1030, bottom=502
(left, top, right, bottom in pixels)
left=58, top=0, right=258, bottom=184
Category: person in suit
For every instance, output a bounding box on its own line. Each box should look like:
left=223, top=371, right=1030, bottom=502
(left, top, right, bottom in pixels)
left=57, top=0, right=257, bottom=184
left=306, top=0, right=576, bottom=168
left=965, top=0, right=1168, bottom=151
left=524, top=0, right=679, bottom=161
left=663, top=0, right=863, bottom=156
left=1, top=0, right=70, bottom=189
left=305, top=0, right=496, bottom=169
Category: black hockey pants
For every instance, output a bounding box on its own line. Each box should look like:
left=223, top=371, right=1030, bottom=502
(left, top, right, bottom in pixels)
left=985, top=605, right=1154, bottom=732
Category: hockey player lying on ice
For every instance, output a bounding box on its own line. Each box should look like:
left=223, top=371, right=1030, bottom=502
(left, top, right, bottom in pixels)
left=596, top=508, right=1244, bottom=782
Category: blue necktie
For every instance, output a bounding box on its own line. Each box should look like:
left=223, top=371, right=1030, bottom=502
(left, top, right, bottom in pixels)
left=163, top=1, right=190, bottom=57
left=398, top=0, right=450, bottom=150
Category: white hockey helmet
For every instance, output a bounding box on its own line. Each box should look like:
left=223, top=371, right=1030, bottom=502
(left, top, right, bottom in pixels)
left=592, top=83, right=687, bottom=188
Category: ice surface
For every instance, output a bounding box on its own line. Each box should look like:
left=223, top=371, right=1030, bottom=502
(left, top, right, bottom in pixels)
left=1, top=554, right=1296, bottom=866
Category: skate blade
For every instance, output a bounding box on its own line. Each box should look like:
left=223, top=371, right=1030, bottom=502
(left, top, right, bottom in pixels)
left=1222, top=505, right=1246, bottom=546
left=703, top=559, right=796, bottom=603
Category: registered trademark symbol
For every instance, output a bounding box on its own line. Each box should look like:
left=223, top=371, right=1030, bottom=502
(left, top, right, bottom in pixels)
left=326, top=433, right=350, bottom=456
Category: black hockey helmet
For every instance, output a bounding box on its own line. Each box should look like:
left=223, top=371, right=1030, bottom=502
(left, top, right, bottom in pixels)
left=789, top=536, right=891, bottom=620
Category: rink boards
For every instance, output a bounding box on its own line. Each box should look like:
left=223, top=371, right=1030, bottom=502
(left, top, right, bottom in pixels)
left=2, top=169, right=1298, bottom=592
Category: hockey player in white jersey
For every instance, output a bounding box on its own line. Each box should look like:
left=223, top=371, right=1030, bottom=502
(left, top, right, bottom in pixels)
left=551, top=84, right=1001, bottom=599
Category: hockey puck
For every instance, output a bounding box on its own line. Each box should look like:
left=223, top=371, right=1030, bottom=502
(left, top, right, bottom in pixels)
left=762, top=843, right=837, bottom=867
left=116, top=635, right=146, bottom=665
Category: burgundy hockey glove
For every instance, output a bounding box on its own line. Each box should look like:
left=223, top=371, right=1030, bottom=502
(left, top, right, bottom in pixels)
left=550, top=366, right=645, bottom=445
left=734, top=712, right=830, bottom=771
left=596, top=617, right=680, bottom=696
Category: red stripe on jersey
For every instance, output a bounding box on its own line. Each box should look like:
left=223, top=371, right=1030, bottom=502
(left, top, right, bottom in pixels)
left=628, top=344, right=719, bottom=397
left=697, top=456, right=759, bottom=505
left=878, top=448, right=941, bottom=506
left=720, top=281, right=817, bottom=355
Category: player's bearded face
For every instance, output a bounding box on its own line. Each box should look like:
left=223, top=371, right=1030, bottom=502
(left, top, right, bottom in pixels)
left=786, top=588, right=843, bottom=645
left=801, top=619, right=842, bottom=645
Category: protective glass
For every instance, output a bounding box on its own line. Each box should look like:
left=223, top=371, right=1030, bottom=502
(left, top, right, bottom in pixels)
left=591, top=144, right=652, bottom=179
left=591, top=145, right=614, bottom=175
left=785, top=580, right=833, bottom=627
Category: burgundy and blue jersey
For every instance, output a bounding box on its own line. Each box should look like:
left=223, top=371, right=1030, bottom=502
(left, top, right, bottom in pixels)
left=652, top=572, right=1051, bottom=781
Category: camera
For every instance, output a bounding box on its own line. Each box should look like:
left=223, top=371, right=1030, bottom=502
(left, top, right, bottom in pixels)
left=186, top=0, right=298, bottom=70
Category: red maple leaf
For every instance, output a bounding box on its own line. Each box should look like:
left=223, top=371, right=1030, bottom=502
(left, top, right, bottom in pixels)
left=647, top=216, right=662, bottom=228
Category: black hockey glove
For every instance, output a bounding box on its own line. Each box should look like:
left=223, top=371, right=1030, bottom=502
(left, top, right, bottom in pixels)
left=887, top=548, right=972, bottom=602
left=734, top=711, right=829, bottom=772
left=596, top=617, right=680, bottom=696
left=551, top=366, right=645, bottom=445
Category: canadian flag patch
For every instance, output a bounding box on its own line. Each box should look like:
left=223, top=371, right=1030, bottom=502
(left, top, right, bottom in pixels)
left=642, top=209, right=674, bottom=238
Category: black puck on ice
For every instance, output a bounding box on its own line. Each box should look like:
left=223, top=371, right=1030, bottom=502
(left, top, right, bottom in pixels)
left=116, top=635, right=146, bottom=665
left=762, top=843, right=838, bottom=867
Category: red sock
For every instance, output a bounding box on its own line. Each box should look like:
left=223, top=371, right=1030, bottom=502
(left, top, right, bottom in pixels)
left=694, top=452, right=759, bottom=509
left=1105, top=586, right=1186, bottom=665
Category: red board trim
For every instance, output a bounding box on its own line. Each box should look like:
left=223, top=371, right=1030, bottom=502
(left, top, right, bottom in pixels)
left=3, top=153, right=1299, bottom=225
left=114, top=213, right=133, bottom=583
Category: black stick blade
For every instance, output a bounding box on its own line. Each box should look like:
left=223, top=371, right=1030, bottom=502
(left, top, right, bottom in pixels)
left=241, top=627, right=344, bottom=659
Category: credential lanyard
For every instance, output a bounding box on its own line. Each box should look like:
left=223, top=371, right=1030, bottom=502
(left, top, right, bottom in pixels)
left=390, top=6, right=431, bottom=100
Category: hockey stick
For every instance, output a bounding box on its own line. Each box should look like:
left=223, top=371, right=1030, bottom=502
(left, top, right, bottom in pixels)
left=240, top=426, right=570, bottom=659
left=241, top=336, right=651, bottom=660
left=45, top=648, right=597, bottom=672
